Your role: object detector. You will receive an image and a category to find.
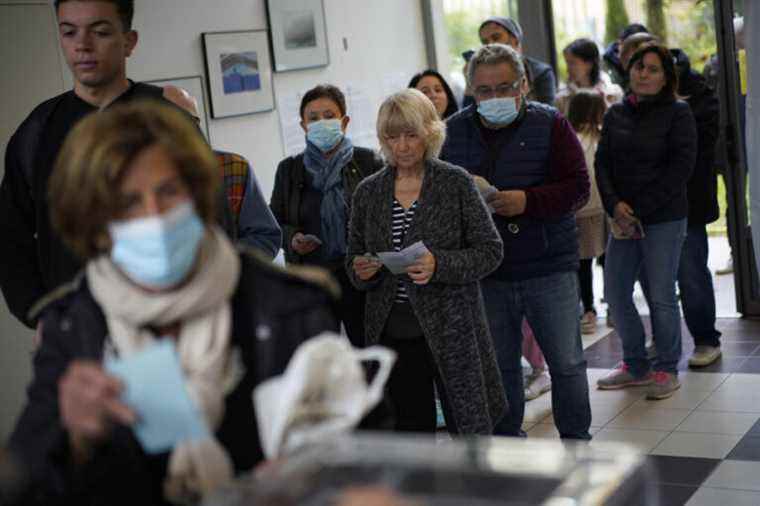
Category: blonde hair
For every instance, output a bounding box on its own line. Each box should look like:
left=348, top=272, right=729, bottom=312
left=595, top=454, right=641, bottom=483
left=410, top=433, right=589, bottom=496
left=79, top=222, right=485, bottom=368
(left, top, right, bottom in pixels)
left=49, top=100, right=219, bottom=259
left=376, top=89, right=446, bottom=165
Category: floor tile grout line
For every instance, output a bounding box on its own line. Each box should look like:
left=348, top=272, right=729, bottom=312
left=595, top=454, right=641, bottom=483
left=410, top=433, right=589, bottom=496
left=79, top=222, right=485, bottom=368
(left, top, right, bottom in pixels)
left=697, top=485, right=760, bottom=493
left=664, top=429, right=755, bottom=437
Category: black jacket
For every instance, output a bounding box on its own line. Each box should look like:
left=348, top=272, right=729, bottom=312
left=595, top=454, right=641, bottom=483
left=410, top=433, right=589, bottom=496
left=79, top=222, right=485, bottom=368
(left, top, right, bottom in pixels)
left=673, top=49, right=720, bottom=225
left=524, top=56, right=557, bottom=105
left=6, top=248, right=339, bottom=506
left=0, top=84, right=163, bottom=329
left=0, top=83, right=235, bottom=329
left=603, top=41, right=625, bottom=87
left=595, top=94, right=697, bottom=225
left=269, top=146, right=383, bottom=265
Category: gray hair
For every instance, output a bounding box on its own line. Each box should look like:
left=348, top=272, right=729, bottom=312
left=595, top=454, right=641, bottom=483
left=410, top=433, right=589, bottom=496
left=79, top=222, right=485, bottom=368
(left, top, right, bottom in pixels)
left=466, top=43, right=525, bottom=88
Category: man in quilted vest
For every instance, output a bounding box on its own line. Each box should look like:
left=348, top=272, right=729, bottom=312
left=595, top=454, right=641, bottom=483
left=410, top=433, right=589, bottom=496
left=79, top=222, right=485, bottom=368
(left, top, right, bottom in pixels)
left=441, top=43, right=592, bottom=440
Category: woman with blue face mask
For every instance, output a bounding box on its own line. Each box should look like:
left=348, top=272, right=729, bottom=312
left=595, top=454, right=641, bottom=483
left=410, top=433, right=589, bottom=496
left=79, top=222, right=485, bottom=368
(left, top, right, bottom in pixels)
left=7, top=101, right=339, bottom=506
left=270, top=84, right=383, bottom=348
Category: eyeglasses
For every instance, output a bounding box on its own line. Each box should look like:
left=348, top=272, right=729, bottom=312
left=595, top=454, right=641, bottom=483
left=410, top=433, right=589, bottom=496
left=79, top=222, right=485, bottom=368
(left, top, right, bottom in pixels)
left=473, top=80, right=521, bottom=99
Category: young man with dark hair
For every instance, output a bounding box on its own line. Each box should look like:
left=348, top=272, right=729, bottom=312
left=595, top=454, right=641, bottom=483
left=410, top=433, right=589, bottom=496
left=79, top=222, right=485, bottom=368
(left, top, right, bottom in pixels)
left=0, top=0, right=180, bottom=329
left=54, top=0, right=134, bottom=31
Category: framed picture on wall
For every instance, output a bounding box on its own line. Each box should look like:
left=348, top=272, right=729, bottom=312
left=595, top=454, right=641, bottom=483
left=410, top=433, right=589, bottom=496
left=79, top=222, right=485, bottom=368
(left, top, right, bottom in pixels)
left=147, top=75, right=210, bottom=139
left=265, top=0, right=329, bottom=72
left=202, top=30, right=275, bottom=118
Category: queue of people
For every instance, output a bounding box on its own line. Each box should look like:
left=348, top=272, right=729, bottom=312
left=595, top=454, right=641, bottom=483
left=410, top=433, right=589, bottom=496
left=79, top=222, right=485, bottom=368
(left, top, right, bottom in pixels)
left=0, top=1, right=728, bottom=503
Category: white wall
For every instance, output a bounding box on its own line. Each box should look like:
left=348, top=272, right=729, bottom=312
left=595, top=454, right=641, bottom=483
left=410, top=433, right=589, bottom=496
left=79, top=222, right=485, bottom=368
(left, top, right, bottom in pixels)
left=128, top=0, right=429, bottom=199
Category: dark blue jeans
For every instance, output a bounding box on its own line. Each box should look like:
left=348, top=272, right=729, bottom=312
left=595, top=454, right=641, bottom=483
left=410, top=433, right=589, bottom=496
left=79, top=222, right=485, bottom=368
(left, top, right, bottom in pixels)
left=605, top=219, right=687, bottom=376
left=481, top=271, right=592, bottom=440
left=640, top=224, right=722, bottom=347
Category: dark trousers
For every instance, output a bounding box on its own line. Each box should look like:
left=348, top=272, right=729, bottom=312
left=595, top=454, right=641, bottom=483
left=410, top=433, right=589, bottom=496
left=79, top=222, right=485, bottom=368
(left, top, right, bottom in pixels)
left=678, top=225, right=722, bottom=347
left=332, top=267, right=366, bottom=348
left=381, top=335, right=456, bottom=433
left=578, top=258, right=595, bottom=313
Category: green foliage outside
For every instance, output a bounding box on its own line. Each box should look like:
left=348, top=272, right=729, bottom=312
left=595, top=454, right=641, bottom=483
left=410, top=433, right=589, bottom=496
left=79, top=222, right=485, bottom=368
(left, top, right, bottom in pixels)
left=444, top=0, right=724, bottom=85
left=645, top=0, right=669, bottom=43
left=667, top=0, right=717, bottom=72
left=551, top=0, right=717, bottom=85
left=605, top=0, right=630, bottom=44
left=445, top=10, right=483, bottom=75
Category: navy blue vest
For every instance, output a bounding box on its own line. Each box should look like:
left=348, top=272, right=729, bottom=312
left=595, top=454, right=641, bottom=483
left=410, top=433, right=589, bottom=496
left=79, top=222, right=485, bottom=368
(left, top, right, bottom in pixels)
left=442, top=103, right=579, bottom=280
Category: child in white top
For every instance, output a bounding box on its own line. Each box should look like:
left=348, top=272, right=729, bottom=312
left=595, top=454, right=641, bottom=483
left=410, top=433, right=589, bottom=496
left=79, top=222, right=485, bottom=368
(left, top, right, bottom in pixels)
left=567, top=89, right=607, bottom=334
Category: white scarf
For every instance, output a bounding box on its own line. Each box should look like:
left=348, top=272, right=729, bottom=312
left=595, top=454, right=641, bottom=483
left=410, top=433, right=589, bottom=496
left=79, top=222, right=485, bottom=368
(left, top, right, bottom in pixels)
left=87, top=227, right=241, bottom=503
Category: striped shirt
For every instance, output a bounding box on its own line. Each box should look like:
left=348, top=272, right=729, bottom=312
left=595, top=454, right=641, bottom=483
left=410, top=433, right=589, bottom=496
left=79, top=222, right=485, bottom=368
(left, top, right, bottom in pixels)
left=392, top=199, right=418, bottom=303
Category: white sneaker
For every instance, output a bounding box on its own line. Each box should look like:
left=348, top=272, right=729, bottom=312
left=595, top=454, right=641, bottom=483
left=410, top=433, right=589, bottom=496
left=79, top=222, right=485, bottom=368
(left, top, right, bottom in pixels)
left=688, top=346, right=722, bottom=367
left=581, top=311, right=597, bottom=334
left=525, top=370, right=552, bottom=401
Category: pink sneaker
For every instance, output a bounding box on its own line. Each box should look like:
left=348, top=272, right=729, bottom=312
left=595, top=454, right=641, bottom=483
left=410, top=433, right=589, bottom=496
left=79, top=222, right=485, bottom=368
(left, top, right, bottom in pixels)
left=646, top=371, right=681, bottom=400
left=597, top=363, right=654, bottom=390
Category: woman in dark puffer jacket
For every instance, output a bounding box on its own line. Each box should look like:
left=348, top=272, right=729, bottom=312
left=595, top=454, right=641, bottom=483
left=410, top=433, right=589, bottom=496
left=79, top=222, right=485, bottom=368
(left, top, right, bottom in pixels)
left=595, top=44, right=697, bottom=401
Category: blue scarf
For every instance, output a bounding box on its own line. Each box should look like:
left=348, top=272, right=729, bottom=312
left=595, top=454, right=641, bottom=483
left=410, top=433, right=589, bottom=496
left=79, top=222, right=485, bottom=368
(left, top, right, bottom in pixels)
left=303, top=137, right=354, bottom=259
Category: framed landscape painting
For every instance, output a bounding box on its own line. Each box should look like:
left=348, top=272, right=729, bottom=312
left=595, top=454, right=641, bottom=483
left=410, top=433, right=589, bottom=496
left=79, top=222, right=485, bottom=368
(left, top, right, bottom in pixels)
left=202, top=30, right=274, bottom=118
left=265, top=0, right=329, bottom=72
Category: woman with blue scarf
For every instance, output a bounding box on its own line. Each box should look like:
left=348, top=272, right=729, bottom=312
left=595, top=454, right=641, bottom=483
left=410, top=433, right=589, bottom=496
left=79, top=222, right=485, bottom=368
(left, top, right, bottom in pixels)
left=270, top=84, right=383, bottom=347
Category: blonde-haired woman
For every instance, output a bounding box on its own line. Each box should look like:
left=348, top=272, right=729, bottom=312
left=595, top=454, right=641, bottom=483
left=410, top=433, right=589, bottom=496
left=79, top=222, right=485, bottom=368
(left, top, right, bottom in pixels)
left=7, top=101, right=337, bottom=505
left=346, top=89, right=506, bottom=434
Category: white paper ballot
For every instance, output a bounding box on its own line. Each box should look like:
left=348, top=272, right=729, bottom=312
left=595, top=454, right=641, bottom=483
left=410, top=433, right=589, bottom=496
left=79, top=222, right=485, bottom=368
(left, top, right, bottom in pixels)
left=105, top=341, right=209, bottom=454
left=376, top=241, right=430, bottom=275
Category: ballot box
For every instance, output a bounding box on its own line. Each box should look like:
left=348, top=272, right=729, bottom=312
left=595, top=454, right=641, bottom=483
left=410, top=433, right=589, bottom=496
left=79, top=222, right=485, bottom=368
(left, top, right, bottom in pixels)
left=204, top=433, right=655, bottom=506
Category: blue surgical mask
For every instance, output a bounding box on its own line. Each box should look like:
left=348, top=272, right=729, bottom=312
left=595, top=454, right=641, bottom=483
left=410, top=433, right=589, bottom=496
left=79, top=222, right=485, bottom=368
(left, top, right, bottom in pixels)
left=306, top=119, right=344, bottom=152
left=477, top=97, right=519, bottom=125
left=108, top=202, right=205, bottom=289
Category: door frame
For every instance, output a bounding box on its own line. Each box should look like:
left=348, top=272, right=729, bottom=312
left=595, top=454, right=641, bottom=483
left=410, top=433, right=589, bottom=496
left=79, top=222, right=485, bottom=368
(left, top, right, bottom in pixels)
left=714, top=0, right=760, bottom=317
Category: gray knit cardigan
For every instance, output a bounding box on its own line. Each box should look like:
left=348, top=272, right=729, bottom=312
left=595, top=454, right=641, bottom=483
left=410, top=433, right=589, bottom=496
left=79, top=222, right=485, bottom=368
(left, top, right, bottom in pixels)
left=345, top=158, right=507, bottom=434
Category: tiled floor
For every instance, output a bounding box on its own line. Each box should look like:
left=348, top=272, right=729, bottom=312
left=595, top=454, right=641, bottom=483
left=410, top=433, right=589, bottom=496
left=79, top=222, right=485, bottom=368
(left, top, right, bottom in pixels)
left=524, top=317, right=760, bottom=505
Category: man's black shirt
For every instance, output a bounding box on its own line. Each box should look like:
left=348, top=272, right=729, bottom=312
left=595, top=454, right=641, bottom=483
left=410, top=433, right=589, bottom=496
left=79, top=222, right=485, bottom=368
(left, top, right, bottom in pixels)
left=0, top=82, right=164, bottom=327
